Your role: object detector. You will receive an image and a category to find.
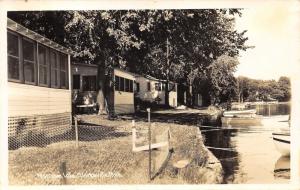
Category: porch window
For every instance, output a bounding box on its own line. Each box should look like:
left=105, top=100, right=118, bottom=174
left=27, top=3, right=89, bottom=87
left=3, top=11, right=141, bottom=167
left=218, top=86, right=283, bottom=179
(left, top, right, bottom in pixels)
left=82, top=75, right=96, bottom=91
left=23, top=39, right=35, bottom=83
left=50, top=50, right=59, bottom=87
left=129, top=80, right=133, bottom=92
left=60, top=53, right=68, bottom=89
left=8, top=32, right=20, bottom=80
left=120, top=77, right=125, bottom=91
left=38, top=45, right=47, bottom=85
left=115, top=76, right=120, bottom=91
left=125, top=79, right=130, bottom=92
left=73, top=74, right=80, bottom=90
left=8, top=30, right=70, bottom=90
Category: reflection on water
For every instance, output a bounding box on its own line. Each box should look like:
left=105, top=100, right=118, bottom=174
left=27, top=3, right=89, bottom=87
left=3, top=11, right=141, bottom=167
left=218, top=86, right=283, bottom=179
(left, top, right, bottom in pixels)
left=200, top=103, right=290, bottom=184
left=254, top=103, right=291, bottom=116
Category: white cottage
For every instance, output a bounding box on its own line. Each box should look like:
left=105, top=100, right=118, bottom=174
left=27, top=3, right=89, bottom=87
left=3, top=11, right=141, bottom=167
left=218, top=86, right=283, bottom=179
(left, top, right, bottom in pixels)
left=7, top=18, right=73, bottom=147
left=135, top=75, right=177, bottom=107
left=113, top=68, right=135, bottom=114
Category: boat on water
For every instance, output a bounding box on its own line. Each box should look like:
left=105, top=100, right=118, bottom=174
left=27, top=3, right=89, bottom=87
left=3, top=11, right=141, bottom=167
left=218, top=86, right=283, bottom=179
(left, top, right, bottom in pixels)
left=274, top=156, right=290, bottom=173
left=223, top=109, right=257, bottom=118
left=272, top=132, right=290, bottom=156
left=261, top=115, right=289, bottom=121
left=221, top=116, right=262, bottom=127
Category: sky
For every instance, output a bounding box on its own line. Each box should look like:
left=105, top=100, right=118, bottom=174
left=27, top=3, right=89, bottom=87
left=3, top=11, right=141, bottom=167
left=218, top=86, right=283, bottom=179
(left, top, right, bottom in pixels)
left=234, top=2, right=299, bottom=80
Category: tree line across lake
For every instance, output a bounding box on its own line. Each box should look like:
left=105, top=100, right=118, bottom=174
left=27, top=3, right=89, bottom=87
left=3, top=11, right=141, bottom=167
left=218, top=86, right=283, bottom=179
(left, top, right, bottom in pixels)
left=236, top=76, right=291, bottom=103
left=8, top=10, right=289, bottom=110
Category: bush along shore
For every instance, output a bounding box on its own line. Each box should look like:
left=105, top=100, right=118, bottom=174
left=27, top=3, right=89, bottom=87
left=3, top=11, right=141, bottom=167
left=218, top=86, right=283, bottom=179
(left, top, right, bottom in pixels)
left=9, top=108, right=224, bottom=185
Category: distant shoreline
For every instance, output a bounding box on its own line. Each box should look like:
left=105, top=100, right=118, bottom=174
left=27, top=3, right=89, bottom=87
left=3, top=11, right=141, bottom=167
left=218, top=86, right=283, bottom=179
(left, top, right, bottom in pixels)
left=232, top=101, right=291, bottom=106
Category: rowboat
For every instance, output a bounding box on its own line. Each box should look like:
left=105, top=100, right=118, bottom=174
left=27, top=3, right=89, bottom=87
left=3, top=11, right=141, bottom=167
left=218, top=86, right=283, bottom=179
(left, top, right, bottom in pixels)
left=272, top=132, right=290, bottom=156
left=223, top=109, right=257, bottom=118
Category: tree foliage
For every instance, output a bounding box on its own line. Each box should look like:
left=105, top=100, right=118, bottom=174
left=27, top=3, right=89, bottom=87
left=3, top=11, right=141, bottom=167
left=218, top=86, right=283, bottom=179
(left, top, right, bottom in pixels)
left=209, top=55, right=238, bottom=104
left=236, top=76, right=291, bottom=102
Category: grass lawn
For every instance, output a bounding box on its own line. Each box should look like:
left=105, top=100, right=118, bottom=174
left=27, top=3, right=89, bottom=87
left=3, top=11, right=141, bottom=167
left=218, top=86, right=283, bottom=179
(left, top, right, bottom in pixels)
left=9, top=114, right=222, bottom=185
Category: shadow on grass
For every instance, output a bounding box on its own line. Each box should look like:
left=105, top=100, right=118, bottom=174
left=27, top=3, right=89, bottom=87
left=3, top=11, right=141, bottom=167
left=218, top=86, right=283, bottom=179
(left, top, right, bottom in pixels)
left=77, top=122, right=131, bottom=141
left=8, top=129, right=74, bottom=150
left=133, top=112, right=217, bottom=126
left=151, top=148, right=174, bottom=180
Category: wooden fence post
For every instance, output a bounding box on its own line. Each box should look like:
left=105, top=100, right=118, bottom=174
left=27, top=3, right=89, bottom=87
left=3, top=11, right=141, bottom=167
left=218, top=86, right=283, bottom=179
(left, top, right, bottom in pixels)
left=147, top=108, right=151, bottom=181
left=132, top=120, right=136, bottom=151
left=75, top=116, right=79, bottom=148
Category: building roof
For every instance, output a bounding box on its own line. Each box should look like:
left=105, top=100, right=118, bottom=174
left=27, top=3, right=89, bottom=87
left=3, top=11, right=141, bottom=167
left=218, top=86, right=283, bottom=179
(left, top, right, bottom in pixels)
left=114, top=67, right=137, bottom=76
left=136, top=74, right=177, bottom=84
left=7, top=18, right=75, bottom=55
left=72, top=62, right=98, bottom=68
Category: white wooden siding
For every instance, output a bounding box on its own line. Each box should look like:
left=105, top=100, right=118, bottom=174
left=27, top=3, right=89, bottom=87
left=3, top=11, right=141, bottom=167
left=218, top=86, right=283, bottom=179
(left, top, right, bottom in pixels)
left=72, top=64, right=98, bottom=76
left=169, top=90, right=177, bottom=107
left=8, top=82, right=71, bottom=116
left=114, top=69, right=135, bottom=114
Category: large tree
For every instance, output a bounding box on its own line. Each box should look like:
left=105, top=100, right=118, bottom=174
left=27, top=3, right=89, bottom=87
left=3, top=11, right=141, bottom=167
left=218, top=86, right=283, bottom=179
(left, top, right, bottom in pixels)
left=209, top=55, right=238, bottom=104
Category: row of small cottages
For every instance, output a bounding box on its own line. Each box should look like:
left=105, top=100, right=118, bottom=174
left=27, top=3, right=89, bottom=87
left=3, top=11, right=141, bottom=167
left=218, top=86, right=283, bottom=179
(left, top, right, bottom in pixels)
left=72, top=64, right=179, bottom=114
left=7, top=19, right=202, bottom=138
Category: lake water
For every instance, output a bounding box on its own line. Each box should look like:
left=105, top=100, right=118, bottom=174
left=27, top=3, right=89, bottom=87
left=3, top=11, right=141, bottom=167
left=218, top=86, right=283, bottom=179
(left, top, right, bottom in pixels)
left=200, top=103, right=290, bottom=184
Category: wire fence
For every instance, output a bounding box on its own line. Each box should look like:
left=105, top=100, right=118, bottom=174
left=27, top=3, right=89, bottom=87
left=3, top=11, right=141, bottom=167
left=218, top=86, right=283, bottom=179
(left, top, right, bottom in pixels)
left=8, top=112, right=72, bottom=150
left=8, top=110, right=172, bottom=185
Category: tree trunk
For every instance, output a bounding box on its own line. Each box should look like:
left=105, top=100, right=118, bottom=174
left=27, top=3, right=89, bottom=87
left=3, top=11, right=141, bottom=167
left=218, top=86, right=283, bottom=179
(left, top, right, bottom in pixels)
left=97, top=62, right=107, bottom=115
left=165, top=81, right=169, bottom=107
left=186, top=84, right=193, bottom=107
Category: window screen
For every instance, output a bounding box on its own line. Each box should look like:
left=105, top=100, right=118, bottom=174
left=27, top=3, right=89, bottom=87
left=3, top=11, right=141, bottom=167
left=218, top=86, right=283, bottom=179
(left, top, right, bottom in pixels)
left=23, top=39, right=35, bottom=83
left=38, top=45, right=47, bottom=85
left=125, top=79, right=130, bottom=92
left=82, top=76, right=96, bottom=91
left=120, top=77, right=125, bottom=91
left=115, top=76, right=120, bottom=91
left=50, top=50, right=59, bottom=87
left=8, top=32, right=20, bottom=80
left=60, top=53, right=68, bottom=88
left=73, top=74, right=80, bottom=90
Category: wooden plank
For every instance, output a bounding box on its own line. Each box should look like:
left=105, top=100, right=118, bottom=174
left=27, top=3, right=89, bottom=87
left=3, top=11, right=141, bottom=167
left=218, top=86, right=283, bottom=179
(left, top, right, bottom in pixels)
left=132, top=141, right=169, bottom=152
